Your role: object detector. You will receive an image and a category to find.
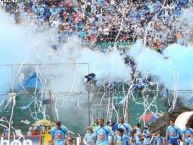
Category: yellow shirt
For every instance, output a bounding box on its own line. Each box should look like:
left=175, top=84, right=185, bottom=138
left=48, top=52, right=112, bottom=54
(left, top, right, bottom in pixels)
left=44, top=131, right=52, bottom=145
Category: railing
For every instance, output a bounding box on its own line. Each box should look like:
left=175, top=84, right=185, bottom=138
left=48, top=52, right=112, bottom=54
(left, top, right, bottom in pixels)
left=81, top=41, right=134, bottom=51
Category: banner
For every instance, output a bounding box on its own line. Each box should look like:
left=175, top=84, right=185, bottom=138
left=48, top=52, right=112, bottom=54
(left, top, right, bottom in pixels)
left=0, top=135, right=41, bottom=145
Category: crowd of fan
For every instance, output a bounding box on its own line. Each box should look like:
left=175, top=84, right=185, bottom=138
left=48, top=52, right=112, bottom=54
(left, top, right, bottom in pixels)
left=1, top=0, right=193, bottom=52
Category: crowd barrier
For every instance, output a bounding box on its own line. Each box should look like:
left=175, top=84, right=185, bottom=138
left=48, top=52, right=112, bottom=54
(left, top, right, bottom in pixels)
left=81, top=41, right=133, bottom=50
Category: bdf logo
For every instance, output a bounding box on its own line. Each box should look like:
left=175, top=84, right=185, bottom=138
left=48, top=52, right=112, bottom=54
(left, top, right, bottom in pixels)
left=0, top=138, right=32, bottom=145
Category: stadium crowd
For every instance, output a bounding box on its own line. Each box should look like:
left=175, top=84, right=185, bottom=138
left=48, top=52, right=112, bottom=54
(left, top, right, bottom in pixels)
left=1, top=0, right=193, bottom=52
left=1, top=0, right=192, bottom=111
left=1, top=1, right=193, bottom=145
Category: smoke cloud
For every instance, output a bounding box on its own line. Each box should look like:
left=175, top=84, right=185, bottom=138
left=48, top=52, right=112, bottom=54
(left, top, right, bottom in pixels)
left=129, top=41, right=193, bottom=107
left=0, top=8, right=131, bottom=122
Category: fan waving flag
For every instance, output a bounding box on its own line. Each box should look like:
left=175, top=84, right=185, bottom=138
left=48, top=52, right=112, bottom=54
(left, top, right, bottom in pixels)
left=140, top=112, right=159, bottom=123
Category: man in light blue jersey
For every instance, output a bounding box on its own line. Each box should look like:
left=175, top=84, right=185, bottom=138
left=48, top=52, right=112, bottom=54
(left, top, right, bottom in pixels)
left=142, top=126, right=150, bottom=145
left=166, top=120, right=181, bottom=145
left=182, top=124, right=193, bottom=145
left=50, top=121, right=68, bottom=145
left=134, top=123, right=142, bottom=144
left=106, top=120, right=114, bottom=143
left=114, top=128, right=129, bottom=145
left=94, top=118, right=113, bottom=145
left=186, top=132, right=193, bottom=145
left=118, top=117, right=132, bottom=137
left=153, top=132, right=165, bottom=145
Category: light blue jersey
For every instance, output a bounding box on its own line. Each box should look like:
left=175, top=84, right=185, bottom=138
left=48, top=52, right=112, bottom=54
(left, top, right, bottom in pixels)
left=106, top=125, right=114, bottom=143
left=166, top=125, right=181, bottom=139
left=94, top=126, right=112, bottom=145
left=51, top=126, right=68, bottom=145
left=84, top=133, right=95, bottom=145
left=153, top=137, right=164, bottom=145
left=182, top=128, right=193, bottom=143
left=118, top=123, right=132, bottom=136
left=114, top=134, right=129, bottom=145
left=143, top=129, right=150, bottom=144
left=136, top=141, right=145, bottom=145
left=185, top=137, right=193, bottom=145
left=134, top=128, right=141, bottom=143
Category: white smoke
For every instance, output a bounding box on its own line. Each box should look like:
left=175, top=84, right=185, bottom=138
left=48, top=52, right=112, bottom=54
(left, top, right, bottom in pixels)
left=128, top=6, right=193, bottom=108
left=0, top=9, right=131, bottom=132
left=0, top=9, right=131, bottom=97
left=129, top=41, right=193, bottom=107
